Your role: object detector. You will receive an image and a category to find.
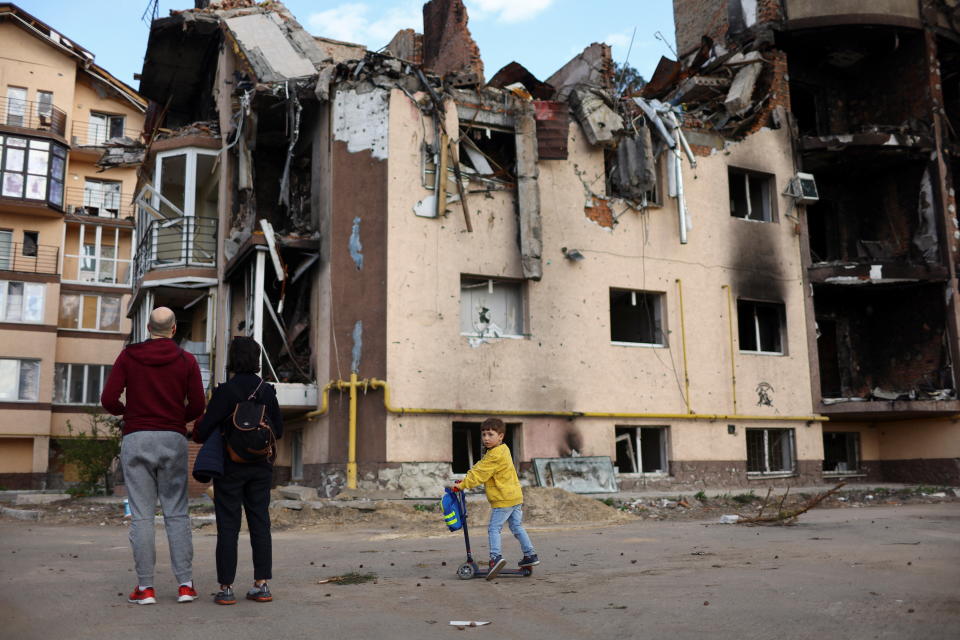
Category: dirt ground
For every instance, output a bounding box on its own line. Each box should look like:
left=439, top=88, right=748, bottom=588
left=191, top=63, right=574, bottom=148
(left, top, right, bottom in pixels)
left=1, top=501, right=957, bottom=640
left=5, top=485, right=956, bottom=532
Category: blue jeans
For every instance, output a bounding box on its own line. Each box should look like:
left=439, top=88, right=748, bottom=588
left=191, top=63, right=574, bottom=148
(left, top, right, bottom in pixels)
left=488, top=504, right=535, bottom=559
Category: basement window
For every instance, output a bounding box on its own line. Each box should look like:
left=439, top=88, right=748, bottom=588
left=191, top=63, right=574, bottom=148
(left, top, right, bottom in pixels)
left=729, top=168, right=775, bottom=222
left=610, top=288, right=666, bottom=346
left=460, top=276, right=525, bottom=338
left=458, top=124, right=516, bottom=181
left=738, top=300, right=785, bottom=355
left=451, top=421, right=520, bottom=474
left=746, top=428, right=795, bottom=474
left=823, top=432, right=861, bottom=475
left=615, top=426, right=668, bottom=474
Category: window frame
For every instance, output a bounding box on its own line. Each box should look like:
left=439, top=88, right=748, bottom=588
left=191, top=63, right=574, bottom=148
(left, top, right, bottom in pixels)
left=729, top=167, right=776, bottom=222
left=609, top=288, right=667, bottom=347
left=82, top=178, right=122, bottom=217
left=58, top=293, right=122, bottom=332
left=0, top=279, right=45, bottom=323
left=737, top=299, right=786, bottom=356
left=53, top=363, right=112, bottom=405
left=64, top=223, right=127, bottom=286
left=0, top=134, right=66, bottom=208
left=746, top=427, right=796, bottom=475
left=88, top=112, right=125, bottom=145
left=5, top=87, right=27, bottom=127
left=459, top=275, right=527, bottom=339
left=0, top=357, right=41, bottom=402
left=615, top=425, right=669, bottom=475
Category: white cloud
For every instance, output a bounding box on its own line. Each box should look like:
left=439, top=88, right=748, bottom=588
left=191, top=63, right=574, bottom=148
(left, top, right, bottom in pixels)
left=604, top=32, right=632, bottom=49
left=467, top=0, right=555, bottom=23
left=307, top=2, right=421, bottom=49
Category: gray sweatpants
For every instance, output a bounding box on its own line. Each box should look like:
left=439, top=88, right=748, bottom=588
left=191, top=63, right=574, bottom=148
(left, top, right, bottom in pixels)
left=121, top=430, right=193, bottom=586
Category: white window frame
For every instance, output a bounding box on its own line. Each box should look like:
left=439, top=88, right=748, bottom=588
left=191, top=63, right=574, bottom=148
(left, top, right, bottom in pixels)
left=82, top=178, right=122, bottom=217
left=0, top=357, right=40, bottom=401
left=64, top=224, right=128, bottom=286
left=58, top=293, right=122, bottom=332
left=738, top=299, right=785, bottom=356
left=610, top=288, right=667, bottom=347
left=36, top=91, right=53, bottom=121
left=6, top=87, right=27, bottom=127
left=0, top=280, right=45, bottom=323
left=746, top=428, right=796, bottom=475
left=615, top=426, right=669, bottom=475
left=53, top=363, right=112, bottom=405
left=0, top=229, right=11, bottom=270
left=88, top=112, right=124, bottom=145
left=459, top=276, right=526, bottom=339
left=729, top=167, right=775, bottom=222
left=152, top=148, right=219, bottom=267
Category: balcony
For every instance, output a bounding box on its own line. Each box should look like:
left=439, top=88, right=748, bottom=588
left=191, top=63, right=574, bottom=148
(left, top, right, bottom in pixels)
left=0, top=242, right=59, bottom=275
left=69, top=121, right=143, bottom=147
left=0, top=97, right=67, bottom=138
left=133, top=216, right=217, bottom=284
left=64, top=186, right=135, bottom=219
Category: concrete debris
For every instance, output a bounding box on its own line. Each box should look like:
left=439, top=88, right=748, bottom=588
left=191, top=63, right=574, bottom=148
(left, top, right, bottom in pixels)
left=568, top=87, right=623, bottom=148
left=277, top=485, right=319, bottom=501
left=0, top=505, right=42, bottom=520
left=14, top=493, right=69, bottom=505
left=546, top=42, right=614, bottom=102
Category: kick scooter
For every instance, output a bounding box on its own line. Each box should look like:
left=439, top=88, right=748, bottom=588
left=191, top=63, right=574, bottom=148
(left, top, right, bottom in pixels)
left=452, top=489, right=533, bottom=580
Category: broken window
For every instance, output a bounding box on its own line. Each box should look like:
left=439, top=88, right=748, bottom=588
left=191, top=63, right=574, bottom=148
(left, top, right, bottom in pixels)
left=451, top=421, right=519, bottom=474
left=58, top=293, right=121, bottom=332
left=737, top=300, right=784, bottom=355
left=746, top=428, right=795, bottom=474
left=22, top=231, right=37, bottom=257
left=0, top=358, right=39, bottom=401
left=36, top=91, right=53, bottom=123
left=147, top=149, right=218, bottom=267
left=729, top=168, right=774, bottom=222
left=0, top=136, right=66, bottom=207
left=610, top=289, right=665, bottom=346
left=460, top=276, right=525, bottom=338
left=615, top=426, right=668, bottom=474
left=88, top=112, right=124, bottom=145
left=82, top=179, right=122, bottom=217
left=458, top=124, right=516, bottom=182
left=0, top=280, right=44, bottom=323
left=822, top=431, right=860, bottom=475
left=53, top=363, right=112, bottom=405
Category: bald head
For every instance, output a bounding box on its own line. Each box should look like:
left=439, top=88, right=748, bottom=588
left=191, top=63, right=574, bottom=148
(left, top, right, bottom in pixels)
left=148, top=307, right=176, bottom=339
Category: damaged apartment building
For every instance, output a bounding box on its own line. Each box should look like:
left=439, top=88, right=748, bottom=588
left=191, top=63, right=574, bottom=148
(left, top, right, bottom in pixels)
left=131, top=0, right=956, bottom=498
left=667, top=0, right=960, bottom=485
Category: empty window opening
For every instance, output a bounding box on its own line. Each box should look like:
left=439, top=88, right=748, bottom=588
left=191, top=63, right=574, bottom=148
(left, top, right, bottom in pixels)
left=290, top=430, right=303, bottom=481
left=610, top=289, right=665, bottom=346
left=458, top=124, right=516, bottom=182
left=729, top=168, right=774, bottom=222
left=823, top=431, right=860, bottom=474
left=615, top=426, right=668, bottom=474
left=746, top=428, right=795, bottom=474
left=738, top=300, right=784, bottom=354
left=460, top=276, right=525, bottom=338
left=451, top=421, right=519, bottom=474
left=22, top=231, right=38, bottom=257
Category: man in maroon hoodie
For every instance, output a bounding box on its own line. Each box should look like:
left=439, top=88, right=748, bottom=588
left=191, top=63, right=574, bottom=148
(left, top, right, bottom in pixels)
left=101, top=307, right=206, bottom=605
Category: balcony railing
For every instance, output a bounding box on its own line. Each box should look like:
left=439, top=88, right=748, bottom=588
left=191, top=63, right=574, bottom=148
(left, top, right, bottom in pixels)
left=0, top=242, right=59, bottom=275
left=69, top=121, right=143, bottom=147
left=0, top=97, right=67, bottom=137
left=64, top=187, right=135, bottom=219
left=133, top=216, right=217, bottom=284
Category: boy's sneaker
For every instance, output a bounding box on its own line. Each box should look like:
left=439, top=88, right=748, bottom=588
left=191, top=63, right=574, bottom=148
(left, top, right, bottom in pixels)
left=518, top=554, right=540, bottom=567
left=177, top=584, right=198, bottom=603
left=246, top=583, right=273, bottom=603
left=487, top=556, right=506, bottom=580
left=127, top=586, right=156, bottom=605
left=214, top=586, right=236, bottom=605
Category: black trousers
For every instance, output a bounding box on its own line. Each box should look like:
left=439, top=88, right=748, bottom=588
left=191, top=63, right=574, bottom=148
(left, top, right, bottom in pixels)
left=213, top=464, right=273, bottom=585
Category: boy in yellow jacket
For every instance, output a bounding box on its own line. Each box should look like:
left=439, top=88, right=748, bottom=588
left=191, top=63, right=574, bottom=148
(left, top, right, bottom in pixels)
left=451, top=418, right=539, bottom=577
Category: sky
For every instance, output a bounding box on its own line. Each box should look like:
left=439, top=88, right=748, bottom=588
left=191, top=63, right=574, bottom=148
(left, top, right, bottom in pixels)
left=11, top=0, right=676, bottom=90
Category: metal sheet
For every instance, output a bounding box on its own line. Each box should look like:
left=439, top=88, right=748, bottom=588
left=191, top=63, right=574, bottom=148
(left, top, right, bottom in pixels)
left=534, top=100, right=569, bottom=160
left=532, top=456, right=619, bottom=493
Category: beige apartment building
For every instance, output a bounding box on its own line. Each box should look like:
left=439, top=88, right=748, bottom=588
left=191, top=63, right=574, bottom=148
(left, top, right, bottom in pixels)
left=0, top=3, right=144, bottom=489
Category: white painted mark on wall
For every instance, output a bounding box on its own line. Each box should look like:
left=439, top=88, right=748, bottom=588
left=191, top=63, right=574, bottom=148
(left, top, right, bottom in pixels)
left=333, top=89, right=389, bottom=159
left=351, top=320, right=363, bottom=373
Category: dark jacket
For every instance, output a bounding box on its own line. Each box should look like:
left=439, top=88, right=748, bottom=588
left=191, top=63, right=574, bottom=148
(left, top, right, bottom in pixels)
left=192, top=429, right=224, bottom=483
left=100, top=338, right=205, bottom=436
left=195, top=373, right=283, bottom=471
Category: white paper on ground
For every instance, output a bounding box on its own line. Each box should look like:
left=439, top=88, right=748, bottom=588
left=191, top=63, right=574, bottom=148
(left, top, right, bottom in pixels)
left=449, top=621, right=491, bottom=626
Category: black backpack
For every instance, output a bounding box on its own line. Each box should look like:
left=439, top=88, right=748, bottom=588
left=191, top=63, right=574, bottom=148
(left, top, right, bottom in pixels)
left=223, top=379, right=276, bottom=464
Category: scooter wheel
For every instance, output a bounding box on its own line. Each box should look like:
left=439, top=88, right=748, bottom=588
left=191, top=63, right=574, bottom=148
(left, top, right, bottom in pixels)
left=457, top=563, right=476, bottom=580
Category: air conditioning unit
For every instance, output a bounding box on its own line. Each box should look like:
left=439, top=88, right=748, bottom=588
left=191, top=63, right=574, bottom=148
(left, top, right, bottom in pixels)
left=787, top=172, right=819, bottom=204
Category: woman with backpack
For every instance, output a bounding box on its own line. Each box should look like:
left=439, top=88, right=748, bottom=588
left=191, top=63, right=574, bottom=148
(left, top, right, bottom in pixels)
left=194, top=336, right=283, bottom=605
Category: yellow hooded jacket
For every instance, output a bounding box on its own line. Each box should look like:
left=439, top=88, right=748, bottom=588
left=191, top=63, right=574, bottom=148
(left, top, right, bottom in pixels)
left=459, top=444, right=523, bottom=508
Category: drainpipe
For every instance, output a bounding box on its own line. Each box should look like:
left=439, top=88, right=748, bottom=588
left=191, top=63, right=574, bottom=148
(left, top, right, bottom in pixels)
left=722, top=284, right=738, bottom=414
left=676, top=279, right=692, bottom=413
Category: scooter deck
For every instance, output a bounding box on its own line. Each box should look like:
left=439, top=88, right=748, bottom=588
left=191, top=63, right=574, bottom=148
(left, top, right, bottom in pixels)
left=456, top=562, right=533, bottom=580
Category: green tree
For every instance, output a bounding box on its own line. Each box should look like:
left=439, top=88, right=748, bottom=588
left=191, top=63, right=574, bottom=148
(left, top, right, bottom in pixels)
left=59, top=413, right=122, bottom=496
left=613, top=62, right=646, bottom=98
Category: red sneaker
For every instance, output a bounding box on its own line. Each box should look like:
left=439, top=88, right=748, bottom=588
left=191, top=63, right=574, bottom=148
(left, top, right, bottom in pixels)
left=177, top=584, right=198, bottom=603
left=128, top=587, right=156, bottom=605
